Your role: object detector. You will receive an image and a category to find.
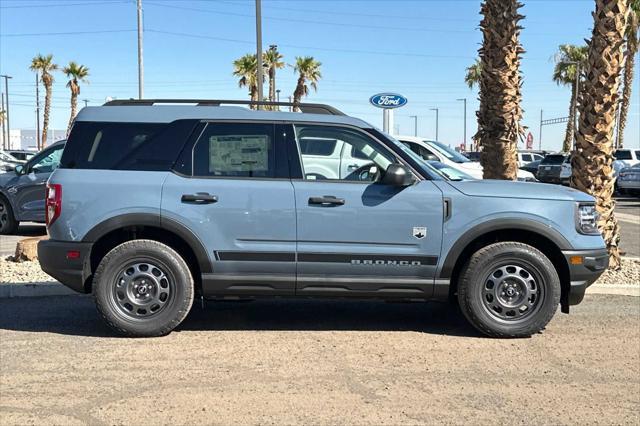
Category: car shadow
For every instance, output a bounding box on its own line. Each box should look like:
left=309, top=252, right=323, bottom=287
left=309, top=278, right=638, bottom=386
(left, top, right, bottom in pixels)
left=0, top=295, right=482, bottom=338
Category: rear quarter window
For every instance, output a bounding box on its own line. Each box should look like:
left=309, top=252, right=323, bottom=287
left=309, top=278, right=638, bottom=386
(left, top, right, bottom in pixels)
left=61, top=120, right=198, bottom=171
left=615, top=150, right=632, bottom=160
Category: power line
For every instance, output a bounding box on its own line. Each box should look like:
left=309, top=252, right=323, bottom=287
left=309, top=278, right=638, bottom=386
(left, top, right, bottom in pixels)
left=0, top=1, right=128, bottom=9
left=1, top=29, right=136, bottom=37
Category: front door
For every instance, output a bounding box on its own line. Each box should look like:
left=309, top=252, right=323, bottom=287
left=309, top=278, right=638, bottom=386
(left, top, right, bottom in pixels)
left=290, top=124, right=444, bottom=298
left=161, top=122, right=296, bottom=296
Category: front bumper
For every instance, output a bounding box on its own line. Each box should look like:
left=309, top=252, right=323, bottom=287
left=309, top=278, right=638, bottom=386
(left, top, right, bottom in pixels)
left=562, top=248, right=609, bottom=307
left=38, top=240, right=93, bottom=293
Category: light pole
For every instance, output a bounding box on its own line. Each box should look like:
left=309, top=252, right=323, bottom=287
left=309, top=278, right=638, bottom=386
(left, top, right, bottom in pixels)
left=255, top=0, right=264, bottom=108
left=276, top=89, right=281, bottom=102
left=1, top=75, right=12, bottom=149
left=410, top=115, right=418, bottom=136
left=456, top=98, right=467, bottom=150
left=35, top=72, right=41, bottom=149
left=430, top=108, right=439, bottom=141
left=83, top=99, right=89, bottom=108
left=137, top=0, right=144, bottom=99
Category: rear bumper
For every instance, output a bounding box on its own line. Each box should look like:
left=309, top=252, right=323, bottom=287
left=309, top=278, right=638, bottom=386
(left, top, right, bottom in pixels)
left=38, top=240, right=93, bottom=294
left=562, top=248, right=609, bottom=307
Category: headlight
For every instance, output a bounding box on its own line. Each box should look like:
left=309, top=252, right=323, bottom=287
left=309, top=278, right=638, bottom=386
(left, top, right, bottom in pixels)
left=575, top=203, right=600, bottom=235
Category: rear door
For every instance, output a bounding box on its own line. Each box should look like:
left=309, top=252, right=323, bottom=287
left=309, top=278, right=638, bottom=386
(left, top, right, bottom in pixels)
left=289, top=124, right=444, bottom=299
left=161, top=121, right=297, bottom=296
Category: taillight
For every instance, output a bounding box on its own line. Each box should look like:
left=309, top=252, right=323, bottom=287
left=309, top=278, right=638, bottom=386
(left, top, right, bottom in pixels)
left=46, top=183, right=62, bottom=226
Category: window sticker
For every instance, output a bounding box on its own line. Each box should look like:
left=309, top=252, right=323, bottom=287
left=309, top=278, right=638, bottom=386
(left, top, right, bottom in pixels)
left=209, top=135, right=270, bottom=173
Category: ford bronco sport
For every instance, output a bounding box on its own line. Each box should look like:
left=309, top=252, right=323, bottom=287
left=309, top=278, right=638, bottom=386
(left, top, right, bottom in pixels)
left=38, top=100, right=608, bottom=337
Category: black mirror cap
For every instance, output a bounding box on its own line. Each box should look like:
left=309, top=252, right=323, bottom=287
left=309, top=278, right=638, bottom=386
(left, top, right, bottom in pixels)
left=14, top=165, right=23, bottom=175
left=382, top=164, right=414, bottom=186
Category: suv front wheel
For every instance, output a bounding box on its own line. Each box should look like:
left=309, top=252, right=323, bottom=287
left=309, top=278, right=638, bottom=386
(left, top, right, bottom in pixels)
left=457, top=242, right=561, bottom=338
left=93, top=239, right=194, bottom=337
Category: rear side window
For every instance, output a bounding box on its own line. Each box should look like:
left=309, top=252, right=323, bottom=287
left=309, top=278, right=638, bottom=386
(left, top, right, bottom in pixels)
left=541, top=155, right=566, bottom=165
left=299, top=138, right=337, bottom=156
left=615, top=150, right=632, bottom=160
left=191, top=123, right=275, bottom=178
left=61, top=121, right=189, bottom=170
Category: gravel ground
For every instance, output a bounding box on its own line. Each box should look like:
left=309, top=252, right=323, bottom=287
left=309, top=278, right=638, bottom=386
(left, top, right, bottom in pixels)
left=0, top=294, right=638, bottom=425
left=1, top=257, right=639, bottom=286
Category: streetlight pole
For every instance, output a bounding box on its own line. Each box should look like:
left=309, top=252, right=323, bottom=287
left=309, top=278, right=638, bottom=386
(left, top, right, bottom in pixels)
left=1, top=93, right=5, bottom=150
left=410, top=115, right=418, bottom=137
left=456, top=98, right=467, bottom=150
left=539, top=109, right=543, bottom=150
left=1, top=75, right=12, bottom=149
left=276, top=89, right=280, bottom=102
left=83, top=99, right=89, bottom=108
left=136, top=0, right=144, bottom=99
left=430, top=108, right=439, bottom=141
left=255, top=0, right=264, bottom=108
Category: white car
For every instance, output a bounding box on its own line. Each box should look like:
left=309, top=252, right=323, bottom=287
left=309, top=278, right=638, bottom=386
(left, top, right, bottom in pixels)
left=396, top=136, right=537, bottom=181
left=518, top=151, right=545, bottom=166
left=614, top=149, right=640, bottom=168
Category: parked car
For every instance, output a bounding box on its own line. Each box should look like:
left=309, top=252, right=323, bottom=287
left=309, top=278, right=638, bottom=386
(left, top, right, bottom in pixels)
left=614, top=149, right=640, bottom=167
left=462, top=151, right=481, bottom=162
left=0, top=140, right=66, bottom=234
left=39, top=99, right=607, bottom=338
left=7, top=150, right=36, bottom=162
left=0, top=150, right=24, bottom=172
left=537, top=154, right=571, bottom=185
left=617, top=163, right=640, bottom=195
left=397, top=136, right=537, bottom=181
left=518, top=151, right=545, bottom=166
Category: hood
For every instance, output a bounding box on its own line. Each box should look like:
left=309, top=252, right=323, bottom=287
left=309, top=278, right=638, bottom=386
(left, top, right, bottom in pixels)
left=448, top=179, right=594, bottom=202
left=456, top=161, right=534, bottom=179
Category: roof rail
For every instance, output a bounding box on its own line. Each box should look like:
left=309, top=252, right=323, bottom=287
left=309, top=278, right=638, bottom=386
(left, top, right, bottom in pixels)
left=102, top=99, right=345, bottom=116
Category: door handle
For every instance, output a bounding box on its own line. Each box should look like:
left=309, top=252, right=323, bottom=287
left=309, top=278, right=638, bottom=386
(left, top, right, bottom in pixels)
left=308, top=195, right=345, bottom=206
left=347, top=163, right=359, bottom=170
left=181, top=193, right=218, bottom=204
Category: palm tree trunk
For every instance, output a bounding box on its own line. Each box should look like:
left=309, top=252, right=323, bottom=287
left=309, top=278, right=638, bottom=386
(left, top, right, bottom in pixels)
left=42, top=82, right=52, bottom=148
left=562, top=82, right=577, bottom=152
left=571, top=0, right=629, bottom=270
left=292, top=76, right=305, bottom=112
left=269, top=68, right=276, bottom=105
left=475, top=0, right=524, bottom=180
left=67, top=92, right=77, bottom=137
left=616, top=47, right=635, bottom=149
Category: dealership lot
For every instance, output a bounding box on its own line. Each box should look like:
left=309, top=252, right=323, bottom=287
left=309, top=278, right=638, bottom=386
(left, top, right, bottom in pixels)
left=0, top=294, right=638, bottom=425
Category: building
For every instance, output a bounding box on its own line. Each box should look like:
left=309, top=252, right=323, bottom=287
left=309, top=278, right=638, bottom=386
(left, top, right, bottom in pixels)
left=5, top=129, right=66, bottom=151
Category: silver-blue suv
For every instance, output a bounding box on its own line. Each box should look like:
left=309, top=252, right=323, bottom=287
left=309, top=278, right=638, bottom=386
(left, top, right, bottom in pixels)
left=38, top=100, right=609, bottom=337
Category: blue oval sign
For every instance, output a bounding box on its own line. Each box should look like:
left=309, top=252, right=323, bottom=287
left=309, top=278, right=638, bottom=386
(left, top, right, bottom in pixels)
left=369, top=93, right=408, bottom=109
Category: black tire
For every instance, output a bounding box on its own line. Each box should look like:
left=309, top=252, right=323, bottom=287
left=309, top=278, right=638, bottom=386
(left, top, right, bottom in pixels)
left=0, top=195, right=19, bottom=235
left=93, top=239, right=194, bottom=337
left=457, top=242, right=560, bottom=338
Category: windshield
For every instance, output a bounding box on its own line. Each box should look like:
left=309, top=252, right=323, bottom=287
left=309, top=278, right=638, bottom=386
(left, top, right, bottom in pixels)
left=426, top=161, right=475, bottom=181
left=541, top=154, right=566, bottom=165
left=0, top=151, right=18, bottom=162
left=427, top=141, right=470, bottom=163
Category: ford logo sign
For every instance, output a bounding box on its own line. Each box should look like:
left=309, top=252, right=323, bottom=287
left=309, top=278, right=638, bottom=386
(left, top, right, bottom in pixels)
left=369, top=93, right=408, bottom=109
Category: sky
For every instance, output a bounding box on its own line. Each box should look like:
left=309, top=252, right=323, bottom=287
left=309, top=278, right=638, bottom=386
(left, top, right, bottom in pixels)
left=0, top=0, right=638, bottom=151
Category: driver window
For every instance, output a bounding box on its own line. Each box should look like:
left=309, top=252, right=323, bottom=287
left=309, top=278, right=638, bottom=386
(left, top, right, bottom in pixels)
left=295, top=125, right=393, bottom=181
left=30, top=146, right=64, bottom=174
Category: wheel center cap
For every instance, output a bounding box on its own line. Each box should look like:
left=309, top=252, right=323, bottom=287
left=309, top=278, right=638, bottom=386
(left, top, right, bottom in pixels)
left=138, top=285, right=148, bottom=294
left=506, top=288, right=515, bottom=296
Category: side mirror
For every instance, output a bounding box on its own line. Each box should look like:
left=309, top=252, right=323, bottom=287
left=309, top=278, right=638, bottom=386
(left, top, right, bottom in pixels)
left=14, top=165, right=23, bottom=175
left=381, top=164, right=414, bottom=187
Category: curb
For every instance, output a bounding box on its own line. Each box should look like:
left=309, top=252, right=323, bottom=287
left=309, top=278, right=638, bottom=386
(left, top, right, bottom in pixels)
left=0, top=283, right=78, bottom=299
left=1, top=282, right=638, bottom=299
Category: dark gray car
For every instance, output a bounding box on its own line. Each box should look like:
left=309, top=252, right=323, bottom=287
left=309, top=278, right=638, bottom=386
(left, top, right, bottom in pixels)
left=0, top=140, right=65, bottom=234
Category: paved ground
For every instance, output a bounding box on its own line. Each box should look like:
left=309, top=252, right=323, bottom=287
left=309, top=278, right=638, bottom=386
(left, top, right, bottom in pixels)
left=616, top=195, right=640, bottom=258
left=0, top=294, right=638, bottom=425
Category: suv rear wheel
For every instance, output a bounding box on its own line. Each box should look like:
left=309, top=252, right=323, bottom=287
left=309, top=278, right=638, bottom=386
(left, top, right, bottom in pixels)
left=0, top=196, right=18, bottom=235
left=93, top=239, right=194, bottom=337
left=457, top=242, right=561, bottom=338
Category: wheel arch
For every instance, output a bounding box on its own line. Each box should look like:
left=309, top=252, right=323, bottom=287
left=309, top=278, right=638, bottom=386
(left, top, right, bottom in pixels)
left=82, top=213, right=212, bottom=293
left=441, top=219, right=571, bottom=312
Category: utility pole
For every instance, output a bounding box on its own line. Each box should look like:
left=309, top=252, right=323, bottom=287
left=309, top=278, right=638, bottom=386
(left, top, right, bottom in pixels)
left=83, top=99, right=89, bottom=108
left=410, top=115, right=418, bottom=136
left=1, top=75, right=11, bottom=150
left=255, top=0, right=264, bottom=108
left=430, top=108, right=439, bottom=141
left=136, top=0, right=144, bottom=99
left=35, top=72, right=41, bottom=149
left=456, top=98, right=467, bottom=150
left=539, top=109, right=543, bottom=150
left=1, top=93, right=5, bottom=150
left=276, top=89, right=281, bottom=102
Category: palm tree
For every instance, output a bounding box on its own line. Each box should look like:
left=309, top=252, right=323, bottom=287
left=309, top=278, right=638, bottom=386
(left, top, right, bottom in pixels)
left=292, top=56, right=322, bottom=112
left=571, top=0, right=630, bottom=270
left=30, top=54, right=57, bottom=148
left=62, top=62, right=89, bottom=136
left=616, top=0, right=639, bottom=148
left=464, top=59, right=482, bottom=89
left=233, top=54, right=259, bottom=109
left=553, top=44, right=589, bottom=152
left=474, top=0, right=524, bottom=180
left=263, top=46, right=285, bottom=109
